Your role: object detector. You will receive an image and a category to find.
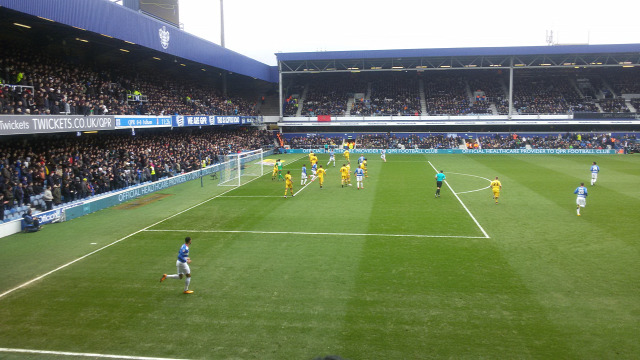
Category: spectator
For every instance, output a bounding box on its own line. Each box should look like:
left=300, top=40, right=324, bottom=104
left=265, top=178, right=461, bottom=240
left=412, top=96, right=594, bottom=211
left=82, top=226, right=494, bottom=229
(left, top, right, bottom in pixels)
left=43, top=185, right=53, bottom=210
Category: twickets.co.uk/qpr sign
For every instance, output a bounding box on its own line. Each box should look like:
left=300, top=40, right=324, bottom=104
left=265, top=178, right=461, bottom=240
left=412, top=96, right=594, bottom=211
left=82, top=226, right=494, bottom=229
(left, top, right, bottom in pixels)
left=0, top=115, right=115, bottom=135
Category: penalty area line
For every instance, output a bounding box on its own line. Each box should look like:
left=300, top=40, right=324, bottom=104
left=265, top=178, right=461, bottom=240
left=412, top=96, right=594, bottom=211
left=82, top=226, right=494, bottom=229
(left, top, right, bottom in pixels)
left=144, top=229, right=487, bottom=239
left=0, top=347, right=187, bottom=360
left=428, top=161, right=490, bottom=239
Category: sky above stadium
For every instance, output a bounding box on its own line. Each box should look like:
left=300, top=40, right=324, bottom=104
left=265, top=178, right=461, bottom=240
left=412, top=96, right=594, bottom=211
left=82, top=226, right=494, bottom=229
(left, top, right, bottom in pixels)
left=179, top=0, right=639, bottom=66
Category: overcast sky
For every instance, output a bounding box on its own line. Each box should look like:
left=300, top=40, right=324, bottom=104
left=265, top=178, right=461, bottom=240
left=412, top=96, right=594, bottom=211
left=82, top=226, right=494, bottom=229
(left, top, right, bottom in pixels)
left=178, top=0, right=639, bottom=66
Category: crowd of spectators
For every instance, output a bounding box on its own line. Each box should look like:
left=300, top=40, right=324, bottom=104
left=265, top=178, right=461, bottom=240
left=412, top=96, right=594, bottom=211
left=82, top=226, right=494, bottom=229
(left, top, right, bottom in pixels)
left=282, top=71, right=640, bottom=117
left=598, top=99, right=630, bottom=113
left=423, top=77, right=471, bottom=115
left=366, top=74, right=421, bottom=116
left=284, top=134, right=344, bottom=149
left=474, top=133, right=632, bottom=150
left=0, top=127, right=274, bottom=221
left=608, top=72, right=640, bottom=95
left=280, top=132, right=637, bottom=152
left=282, top=84, right=305, bottom=116
left=299, top=76, right=367, bottom=116
left=0, top=44, right=259, bottom=117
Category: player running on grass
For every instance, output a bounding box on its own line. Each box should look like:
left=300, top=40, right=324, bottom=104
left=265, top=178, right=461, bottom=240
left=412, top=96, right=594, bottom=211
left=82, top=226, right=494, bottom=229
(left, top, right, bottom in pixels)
left=301, top=164, right=308, bottom=185
left=317, top=165, right=327, bottom=189
left=340, top=163, right=349, bottom=187
left=284, top=170, right=294, bottom=198
left=355, top=165, right=365, bottom=190
left=574, top=182, right=588, bottom=216
left=490, top=176, right=502, bottom=204
left=590, top=161, right=600, bottom=186
left=327, top=149, right=336, bottom=167
left=160, top=237, right=194, bottom=294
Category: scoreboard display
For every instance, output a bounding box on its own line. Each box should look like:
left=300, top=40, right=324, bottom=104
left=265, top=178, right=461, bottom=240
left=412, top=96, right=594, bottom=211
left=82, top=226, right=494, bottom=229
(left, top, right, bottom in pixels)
left=139, top=0, right=179, bottom=27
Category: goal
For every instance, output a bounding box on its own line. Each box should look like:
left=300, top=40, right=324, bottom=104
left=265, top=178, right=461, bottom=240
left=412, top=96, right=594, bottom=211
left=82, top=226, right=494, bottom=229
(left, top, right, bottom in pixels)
left=218, top=149, right=265, bottom=186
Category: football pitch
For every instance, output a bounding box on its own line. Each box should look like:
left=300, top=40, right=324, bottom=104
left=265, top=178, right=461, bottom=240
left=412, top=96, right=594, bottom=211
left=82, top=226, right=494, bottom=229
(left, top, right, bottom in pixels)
left=0, top=153, right=638, bottom=360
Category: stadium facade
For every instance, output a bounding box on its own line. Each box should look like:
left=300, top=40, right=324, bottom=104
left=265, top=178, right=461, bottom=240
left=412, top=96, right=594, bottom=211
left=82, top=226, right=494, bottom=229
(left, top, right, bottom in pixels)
left=0, top=0, right=639, bottom=134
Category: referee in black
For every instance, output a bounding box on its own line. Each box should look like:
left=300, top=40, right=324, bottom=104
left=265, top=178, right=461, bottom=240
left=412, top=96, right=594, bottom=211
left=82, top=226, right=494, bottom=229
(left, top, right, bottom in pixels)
left=435, top=170, right=446, bottom=198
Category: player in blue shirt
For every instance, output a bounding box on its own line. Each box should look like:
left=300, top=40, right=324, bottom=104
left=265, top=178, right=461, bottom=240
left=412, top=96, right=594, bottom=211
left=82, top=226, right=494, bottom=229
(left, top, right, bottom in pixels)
left=590, top=161, right=600, bottom=186
left=354, top=166, right=365, bottom=190
left=435, top=170, right=446, bottom=198
left=574, top=182, right=588, bottom=216
left=358, top=155, right=365, bottom=165
left=327, top=150, right=336, bottom=167
left=311, top=162, right=318, bottom=181
left=301, top=164, right=308, bottom=185
left=160, top=237, right=194, bottom=294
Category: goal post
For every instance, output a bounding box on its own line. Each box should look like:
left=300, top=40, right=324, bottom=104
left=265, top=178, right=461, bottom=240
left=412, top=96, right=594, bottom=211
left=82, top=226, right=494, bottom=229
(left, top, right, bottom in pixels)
left=218, top=149, right=264, bottom=186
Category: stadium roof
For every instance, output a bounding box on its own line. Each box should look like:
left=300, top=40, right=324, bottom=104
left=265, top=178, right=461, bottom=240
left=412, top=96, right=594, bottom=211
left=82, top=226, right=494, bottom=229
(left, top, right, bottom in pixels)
left=0, top=0, right=278, bottom=83
left=277, top=44, right=640, bottom=73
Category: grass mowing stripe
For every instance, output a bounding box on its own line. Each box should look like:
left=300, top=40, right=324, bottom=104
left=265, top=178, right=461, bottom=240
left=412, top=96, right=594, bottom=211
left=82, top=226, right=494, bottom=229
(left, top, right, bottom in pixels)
left=428, top=160, right=490, bottom=238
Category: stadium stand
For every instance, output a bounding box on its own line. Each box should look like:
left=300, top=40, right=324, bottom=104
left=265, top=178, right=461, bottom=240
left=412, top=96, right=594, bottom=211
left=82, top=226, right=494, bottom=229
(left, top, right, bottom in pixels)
left=0, top=127, right=274, bottom=213
left=0, top=44, right=259, bottom=116
left=282, top=69, right=640, bottom=117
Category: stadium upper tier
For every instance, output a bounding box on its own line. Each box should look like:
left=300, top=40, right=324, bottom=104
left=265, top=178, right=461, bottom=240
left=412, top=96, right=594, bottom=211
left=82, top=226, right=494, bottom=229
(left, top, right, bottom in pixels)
left=282, top=69, right=640, bottom=117
left=0, top=45, right=261, bottom=116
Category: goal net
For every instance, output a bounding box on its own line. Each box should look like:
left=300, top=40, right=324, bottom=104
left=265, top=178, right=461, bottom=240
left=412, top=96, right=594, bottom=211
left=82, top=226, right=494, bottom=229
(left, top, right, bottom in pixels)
left=218, top=149, right=265, bottom=186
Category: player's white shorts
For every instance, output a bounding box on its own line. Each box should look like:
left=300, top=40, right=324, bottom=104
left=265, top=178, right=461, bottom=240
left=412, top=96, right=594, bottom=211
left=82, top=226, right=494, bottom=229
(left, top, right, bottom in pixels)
left=381, top=154, right=386, bottom=160
left=591, top=173, right=598, bottom=180
left=312, top=169, right=317, bottom=176
left=301, top=173, right=307, bottom=180
left=576, top=197, right=586, bottom=207
left=176, top=260, right=190, bottom=275
left=356, top=175, right=363, bottom=182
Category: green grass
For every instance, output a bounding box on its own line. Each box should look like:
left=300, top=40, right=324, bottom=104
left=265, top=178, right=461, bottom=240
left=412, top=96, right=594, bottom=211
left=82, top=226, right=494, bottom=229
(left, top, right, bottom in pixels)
left=0, top=153, right=639, bottom=359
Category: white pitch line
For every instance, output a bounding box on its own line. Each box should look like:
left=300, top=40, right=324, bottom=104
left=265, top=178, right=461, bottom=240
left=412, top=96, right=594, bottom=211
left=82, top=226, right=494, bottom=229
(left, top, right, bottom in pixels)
left=0, top=348, right=188, bottom=360
left=0, top=162, right=272, bottom=300
left=447, top=172, right=492, bottom=194
left=219, top=195, right=281, bottom=198
left=293, top=177, right=316, bottom=196
left=428, top=161, right=490, bottom=239
left=144, top=229, right=487, bottom=239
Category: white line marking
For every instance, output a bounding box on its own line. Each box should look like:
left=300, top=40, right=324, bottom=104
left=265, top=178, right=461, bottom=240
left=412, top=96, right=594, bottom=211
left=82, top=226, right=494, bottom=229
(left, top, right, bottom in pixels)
left=447, top=172, right=492, bottom=194
left=219, top=195, right=281, bottom=198
left=0, top=158, right=280, bottom=300
left=144, top=229, right=487, bottom=239
left=0, top=347, right=188, bottom=360
left=428, top=161, right=490, bottom=239
left=294, top=177, right=316, bottom=196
